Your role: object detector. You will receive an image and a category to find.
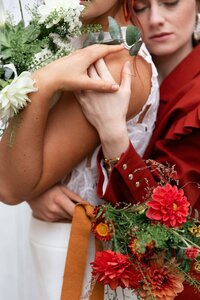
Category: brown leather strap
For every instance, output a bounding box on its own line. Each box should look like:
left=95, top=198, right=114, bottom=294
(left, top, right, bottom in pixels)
left=61, top=202, right=104, bottom=300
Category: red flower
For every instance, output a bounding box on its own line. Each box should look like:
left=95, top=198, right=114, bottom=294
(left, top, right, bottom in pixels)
left=91, top=250, right=142, bottom=290
left=146, top=183, right=190, bottom=227
left=140, top=261, right=184, bottom=300
left=185, top=247, right=199, bottom=259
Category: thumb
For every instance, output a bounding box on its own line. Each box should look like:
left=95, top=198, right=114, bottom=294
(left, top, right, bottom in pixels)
left=120, top=60, right=132, bottom=91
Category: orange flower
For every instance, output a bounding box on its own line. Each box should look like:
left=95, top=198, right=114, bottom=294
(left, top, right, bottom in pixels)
left=140, top=261, right=184, bottom=300
left=92, top=221, right=113, bottom=241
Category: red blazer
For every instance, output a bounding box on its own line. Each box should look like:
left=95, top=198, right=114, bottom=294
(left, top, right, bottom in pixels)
left=97, top=45, right=200, bottom=299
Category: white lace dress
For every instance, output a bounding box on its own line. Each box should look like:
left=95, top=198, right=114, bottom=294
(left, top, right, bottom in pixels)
left=29, top=28, right=159, bottom=300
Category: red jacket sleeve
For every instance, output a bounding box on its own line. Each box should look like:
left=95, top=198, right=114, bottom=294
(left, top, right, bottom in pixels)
left=96, top=142, right=157, bottom=205
left=96, top=77, right=200, bottom=210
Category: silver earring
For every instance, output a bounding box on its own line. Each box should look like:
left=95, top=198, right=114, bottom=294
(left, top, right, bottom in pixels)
left=194, top=13, right=200, bottom=41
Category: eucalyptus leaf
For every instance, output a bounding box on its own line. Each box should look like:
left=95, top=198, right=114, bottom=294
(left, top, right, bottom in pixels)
left=97, top=31, right=104, bottom=42
left=129, top=40, right=143, bottom=56
left=108, top=16, right=123, bottom=40
left=126, top=25, right=141, bottom=46
left=83, top=33, right=97, bottom=48
left=99, top=38, right=123, bottom=45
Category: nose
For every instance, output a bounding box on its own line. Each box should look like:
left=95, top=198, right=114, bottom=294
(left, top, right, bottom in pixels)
left=148, top=4, right=165, bottom=27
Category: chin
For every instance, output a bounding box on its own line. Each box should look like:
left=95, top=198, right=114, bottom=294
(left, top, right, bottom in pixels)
left=147, top=45, right=177, bottom=58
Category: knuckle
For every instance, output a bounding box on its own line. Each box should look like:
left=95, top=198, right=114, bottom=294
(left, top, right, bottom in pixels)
left=49, top=203, right=58, bottom=213
left=53, top=194, right=63, bottom=205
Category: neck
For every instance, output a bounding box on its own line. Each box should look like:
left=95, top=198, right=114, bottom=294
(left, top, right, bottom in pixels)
left=152, top=41, right=193, bottom=85
left=83, top=5, right=131, bottom=31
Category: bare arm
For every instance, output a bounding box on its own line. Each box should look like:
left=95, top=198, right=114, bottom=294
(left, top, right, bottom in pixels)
left=0, top=46, right=151, bottom=204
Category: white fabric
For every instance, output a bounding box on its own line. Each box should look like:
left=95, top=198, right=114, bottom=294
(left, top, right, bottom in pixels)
left=0, top=202, right=38, bottom=300
left=30, top=29, right=159, bottom=300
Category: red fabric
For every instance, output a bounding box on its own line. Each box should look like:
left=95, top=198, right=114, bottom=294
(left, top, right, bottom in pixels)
left=96, top=45, right=200, bottom=300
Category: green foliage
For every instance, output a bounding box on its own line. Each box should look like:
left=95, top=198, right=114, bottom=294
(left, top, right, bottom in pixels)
left=0, top=21, right=45, bottom=74
left=83, top=16, right=142, bottom=56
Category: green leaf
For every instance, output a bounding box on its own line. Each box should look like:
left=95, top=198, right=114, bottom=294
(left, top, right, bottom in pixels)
left=21, top=24, right=40, bottom=44
left=108, top=16, right=122, bottom=41
left=99, top=38, right=123, bottom=45
left=97, top=31, right=104, bottom=42
left=1, top=48, right=12, bottom=60
left=0, top=31, right=11, bottom=48
left=0, top=78, right=10, bottom=89
left=126, top=25, right=141, bottom=46
left=194, top=209, right=199, bottom=221
left=83, top=33, right=97, bottom=47
left=129, top=40, right=143, bottom=56
left=15, top=20, right=25, bottom=32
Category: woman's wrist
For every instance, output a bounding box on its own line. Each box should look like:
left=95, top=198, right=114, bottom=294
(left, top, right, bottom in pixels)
left=31, top=63, right=61, bottom=99
left=100, top=125, right=130, bottom=158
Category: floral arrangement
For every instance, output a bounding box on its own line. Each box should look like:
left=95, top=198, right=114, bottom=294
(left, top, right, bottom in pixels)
left=90, top=161, right=200, bottom=299
left=0, top=0, right=86, bottom=129
left=0, top=0, right=141, bottom=134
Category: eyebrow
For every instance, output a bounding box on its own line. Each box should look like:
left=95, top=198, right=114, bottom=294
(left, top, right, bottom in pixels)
left=135, top=0, right=149, bottom=4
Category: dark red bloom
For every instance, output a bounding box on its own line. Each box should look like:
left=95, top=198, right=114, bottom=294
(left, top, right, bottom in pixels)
left=146, top=183, right=190, bottom=227
left=185, top=247, right=199, bottom=259
left=129, top=238, right=155, bottom=260
left=91, top=250, right=142, bottom=290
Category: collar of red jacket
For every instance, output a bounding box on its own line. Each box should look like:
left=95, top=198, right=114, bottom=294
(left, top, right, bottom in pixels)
left=160, top=44, right=200, bottom=102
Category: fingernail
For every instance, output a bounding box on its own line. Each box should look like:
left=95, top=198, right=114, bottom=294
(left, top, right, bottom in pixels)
left=111, top=83, right=119, bottom=90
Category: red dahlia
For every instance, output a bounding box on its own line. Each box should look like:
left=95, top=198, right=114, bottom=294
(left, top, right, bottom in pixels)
left=146, top=183, right=190, bottom=227
left=91, top=250, right=142, bottom=290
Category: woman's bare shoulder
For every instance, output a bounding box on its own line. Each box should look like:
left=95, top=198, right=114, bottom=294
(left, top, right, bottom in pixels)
left=105, top=49, right=152, bottom=119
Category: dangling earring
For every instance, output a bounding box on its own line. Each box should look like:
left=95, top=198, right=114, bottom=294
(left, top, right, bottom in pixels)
left=194, top=13, right=200, bottom=41
left=123, top=0, right=134, bottom=21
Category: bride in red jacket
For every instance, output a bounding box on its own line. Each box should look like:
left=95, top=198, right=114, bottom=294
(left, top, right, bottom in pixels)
left=80, top=0, right=200, bottom=299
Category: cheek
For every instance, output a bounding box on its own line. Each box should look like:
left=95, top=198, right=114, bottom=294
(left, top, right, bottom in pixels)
left=136, top=16, right=149, bottom=41
left=177, top=3, right=196, bottom=34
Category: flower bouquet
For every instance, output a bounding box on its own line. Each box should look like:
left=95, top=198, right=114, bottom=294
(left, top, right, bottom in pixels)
left=0, top=0, right=85, bottom=130
left=90, top=161, right=200, bottom=299
left=0, top=0, right=142, bottom=135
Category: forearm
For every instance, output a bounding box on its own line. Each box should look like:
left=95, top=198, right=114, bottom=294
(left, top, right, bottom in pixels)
left=0, top=70, right=55, bottom=204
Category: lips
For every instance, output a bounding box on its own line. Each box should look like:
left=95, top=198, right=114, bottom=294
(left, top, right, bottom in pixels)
left=150, top=33, right=172, bottom=39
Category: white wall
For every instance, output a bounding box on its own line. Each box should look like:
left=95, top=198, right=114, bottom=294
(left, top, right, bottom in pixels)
left=2, top=0, right=43, bottom=23
left=0, top=2, right=43, bottom=299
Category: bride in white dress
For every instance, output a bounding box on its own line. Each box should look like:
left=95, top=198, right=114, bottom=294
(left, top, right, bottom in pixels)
left=29, top=1, right=159, bottom=299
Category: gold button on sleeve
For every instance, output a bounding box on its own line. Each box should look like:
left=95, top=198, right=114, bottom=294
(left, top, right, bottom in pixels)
left=128, top=174, right=133, bottom=180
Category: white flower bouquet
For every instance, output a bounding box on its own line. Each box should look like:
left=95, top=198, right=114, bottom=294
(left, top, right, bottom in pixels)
left=0, top=0, right=85, bottom=129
